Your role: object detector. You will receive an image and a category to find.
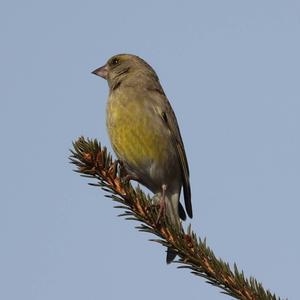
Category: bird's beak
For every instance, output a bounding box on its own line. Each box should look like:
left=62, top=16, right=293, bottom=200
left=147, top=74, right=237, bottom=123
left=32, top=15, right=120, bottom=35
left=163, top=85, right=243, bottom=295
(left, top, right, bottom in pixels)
left=91, top=64, right=108, bottom=79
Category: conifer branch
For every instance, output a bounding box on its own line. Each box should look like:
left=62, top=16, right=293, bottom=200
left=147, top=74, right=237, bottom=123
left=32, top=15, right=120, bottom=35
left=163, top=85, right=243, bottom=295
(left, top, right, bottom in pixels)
left=69, top=137, right=285, bottom=300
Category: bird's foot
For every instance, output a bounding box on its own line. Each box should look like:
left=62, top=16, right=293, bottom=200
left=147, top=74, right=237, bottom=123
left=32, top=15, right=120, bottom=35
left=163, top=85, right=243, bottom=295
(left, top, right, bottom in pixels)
left=155, top=184, right=167, bottom=225
left=116, top=160, right=126, bottom=177
left=116, top=160, right=139, bottom=184
left=123, top=174, right=139, bottom=185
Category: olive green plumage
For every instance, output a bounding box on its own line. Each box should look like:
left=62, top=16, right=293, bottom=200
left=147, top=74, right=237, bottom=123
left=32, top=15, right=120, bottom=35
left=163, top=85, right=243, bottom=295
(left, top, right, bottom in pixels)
left=92, top=54, right=192, bottom=262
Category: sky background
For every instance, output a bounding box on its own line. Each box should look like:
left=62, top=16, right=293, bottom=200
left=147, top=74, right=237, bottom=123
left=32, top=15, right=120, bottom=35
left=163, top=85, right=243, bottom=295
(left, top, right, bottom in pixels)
left=1, top=1, right=299, bottom=299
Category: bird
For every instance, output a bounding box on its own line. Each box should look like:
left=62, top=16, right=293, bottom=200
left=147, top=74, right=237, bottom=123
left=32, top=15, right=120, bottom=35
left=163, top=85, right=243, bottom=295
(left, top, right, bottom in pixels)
left=92, top=54, right=192, bottom=263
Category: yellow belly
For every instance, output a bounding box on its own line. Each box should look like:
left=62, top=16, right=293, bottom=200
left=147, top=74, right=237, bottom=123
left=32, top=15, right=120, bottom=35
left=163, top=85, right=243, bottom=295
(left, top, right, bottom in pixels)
left=106, top=92, right=171, bottom=171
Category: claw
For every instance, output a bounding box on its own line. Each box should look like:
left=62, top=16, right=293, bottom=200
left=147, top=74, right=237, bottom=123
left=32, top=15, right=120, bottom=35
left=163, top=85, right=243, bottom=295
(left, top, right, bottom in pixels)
left=116, top=160, right=139, bottom=184
left=124, top=174, right=139, bottom=184
left=155, top=184, right=167, bottom=225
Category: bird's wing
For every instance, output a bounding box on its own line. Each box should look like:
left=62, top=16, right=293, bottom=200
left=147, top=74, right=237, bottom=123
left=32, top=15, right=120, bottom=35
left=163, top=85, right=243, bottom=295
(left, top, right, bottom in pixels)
left=150, top=87, right=192, bottom=218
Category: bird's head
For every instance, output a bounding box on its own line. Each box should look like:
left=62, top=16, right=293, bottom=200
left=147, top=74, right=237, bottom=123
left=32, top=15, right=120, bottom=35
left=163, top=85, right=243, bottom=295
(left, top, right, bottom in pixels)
left=92, top=54, right=159, bottom=89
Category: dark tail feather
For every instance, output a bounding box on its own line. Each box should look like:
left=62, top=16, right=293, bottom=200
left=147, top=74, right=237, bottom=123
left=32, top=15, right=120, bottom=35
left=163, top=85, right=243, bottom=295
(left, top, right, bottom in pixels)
left=165, top=193, right=180, bottom=263
left=178, top=202, right=186, bottom=220
left=166, top=247, right=177, bottom=264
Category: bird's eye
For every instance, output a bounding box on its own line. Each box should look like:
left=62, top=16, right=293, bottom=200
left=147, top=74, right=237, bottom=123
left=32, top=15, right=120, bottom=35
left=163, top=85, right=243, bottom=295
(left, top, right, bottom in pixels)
left=111, top=58, right=119, bottom=65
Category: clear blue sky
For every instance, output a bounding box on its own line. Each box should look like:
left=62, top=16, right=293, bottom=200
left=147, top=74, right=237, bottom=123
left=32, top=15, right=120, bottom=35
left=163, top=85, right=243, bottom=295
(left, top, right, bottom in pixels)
left=1, top=1, right=299, bottom=299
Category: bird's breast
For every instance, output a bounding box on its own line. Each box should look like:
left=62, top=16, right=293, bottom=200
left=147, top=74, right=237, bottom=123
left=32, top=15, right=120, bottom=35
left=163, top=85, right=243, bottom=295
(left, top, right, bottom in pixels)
left=106, top=88, right=178, bottom=187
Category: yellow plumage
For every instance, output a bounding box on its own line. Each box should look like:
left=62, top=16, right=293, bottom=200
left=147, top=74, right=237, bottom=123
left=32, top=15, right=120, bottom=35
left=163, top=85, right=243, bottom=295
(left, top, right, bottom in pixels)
left=107, top=87, right=171, bottom=169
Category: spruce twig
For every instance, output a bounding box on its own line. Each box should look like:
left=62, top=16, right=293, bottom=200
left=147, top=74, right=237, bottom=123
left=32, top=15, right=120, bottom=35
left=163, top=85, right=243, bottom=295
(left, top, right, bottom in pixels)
left=69, top=136, right=285, bottom=300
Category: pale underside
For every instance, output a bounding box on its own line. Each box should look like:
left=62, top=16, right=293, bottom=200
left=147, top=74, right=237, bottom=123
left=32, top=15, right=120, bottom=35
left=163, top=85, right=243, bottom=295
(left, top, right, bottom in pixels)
left=106, top=86, right=182, bottom=195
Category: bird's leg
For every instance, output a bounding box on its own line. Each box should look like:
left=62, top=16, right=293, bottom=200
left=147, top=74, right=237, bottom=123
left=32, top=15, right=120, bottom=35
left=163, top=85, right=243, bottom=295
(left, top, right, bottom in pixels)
left=116, top=160, right=126, bottom=177
left=116, top=160, right=139, bottom=183
left=124, top=173, right=139, bottom=184
left=156, top=184, right=167, bottom=225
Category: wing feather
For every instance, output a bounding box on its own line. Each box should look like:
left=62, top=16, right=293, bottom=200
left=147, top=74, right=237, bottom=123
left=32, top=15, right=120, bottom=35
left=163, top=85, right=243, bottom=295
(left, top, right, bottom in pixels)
left=146, top=84, right=193, bottom=218
left=161, top=109, right=193, bottom=218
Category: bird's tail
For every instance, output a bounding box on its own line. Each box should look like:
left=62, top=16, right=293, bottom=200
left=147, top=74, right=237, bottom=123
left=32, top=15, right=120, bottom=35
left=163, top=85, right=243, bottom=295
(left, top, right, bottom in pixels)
left=165, top=192, right=180, bottom=227
left=165, top=192, right=181, bottom=264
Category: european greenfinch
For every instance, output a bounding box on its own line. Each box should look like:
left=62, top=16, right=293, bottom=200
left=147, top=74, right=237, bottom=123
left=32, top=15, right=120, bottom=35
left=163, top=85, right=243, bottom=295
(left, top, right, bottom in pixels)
left=92, top=54, right=192, bottom=263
